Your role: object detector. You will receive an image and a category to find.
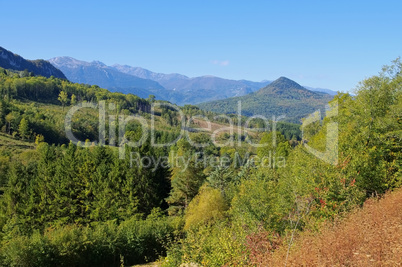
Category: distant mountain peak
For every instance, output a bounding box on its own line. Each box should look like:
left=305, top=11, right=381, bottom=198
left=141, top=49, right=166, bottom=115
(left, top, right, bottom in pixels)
left=49, top=56, right=89, bottom=67
left=49, top=57, right=109, bottom=68
left=257, top=76, right=311, bottom=96
left=270, top=76, right=305, bottom=89
left=198, top=76, right=333, bottom=123
left=49, top=56, right=166, bottom=99
left=48, top=55, right=336, bottom=106
left=112, top=64, right=189, bottom=81
left=91, top=60, right=107, bottom=67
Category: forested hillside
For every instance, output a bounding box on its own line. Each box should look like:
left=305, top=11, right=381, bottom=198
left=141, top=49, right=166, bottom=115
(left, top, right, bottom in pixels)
left=198, top=77, right=334, bottom=123
left=160, top=59, right=401, bottom=266
left=0, top=47, right=66, bottom=79
left=0, top=65, right=300, bottom=266
left=0, top=58, right=400, bottom=266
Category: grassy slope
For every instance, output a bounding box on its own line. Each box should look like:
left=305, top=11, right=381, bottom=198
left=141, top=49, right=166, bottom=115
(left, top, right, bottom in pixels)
left=263, top=189, right=402, bottom=266
left=0, top=132, right=35, bottom=155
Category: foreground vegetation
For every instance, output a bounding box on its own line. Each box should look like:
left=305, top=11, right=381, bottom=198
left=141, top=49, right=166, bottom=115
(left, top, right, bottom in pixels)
left=260, top=188, right=402, bottom=266
left=158, top=59, right=401, bottom=266
left=0, top=59, right=400, bottom=266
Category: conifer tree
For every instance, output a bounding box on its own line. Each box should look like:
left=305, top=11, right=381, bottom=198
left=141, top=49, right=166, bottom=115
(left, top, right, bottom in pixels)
left=166, top=139, right=205, bottom=215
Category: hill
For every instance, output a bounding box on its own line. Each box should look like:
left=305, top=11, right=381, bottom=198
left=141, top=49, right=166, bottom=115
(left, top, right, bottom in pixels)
left=257, top=189, right=402, bottom=266
left=0, top=57, right=400, bottom=267
left=198, top=77, right=334, bottom=123
left=0, top=46, right=66, bottom=79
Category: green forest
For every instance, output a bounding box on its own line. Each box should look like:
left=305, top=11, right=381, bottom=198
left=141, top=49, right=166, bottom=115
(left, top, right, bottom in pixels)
left=197, top=77, right=333, bottom=124
left=0, top=59, right=400, bottom=266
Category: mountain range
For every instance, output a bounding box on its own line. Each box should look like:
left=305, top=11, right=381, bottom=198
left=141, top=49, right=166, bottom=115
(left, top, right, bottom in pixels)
left=49, top=56, right=337, bottom=105
left=198, top=77, right=334, bottom=123
left=0, top=46, right=66, bottom=79
left=0, top=46, right=336, bottom=122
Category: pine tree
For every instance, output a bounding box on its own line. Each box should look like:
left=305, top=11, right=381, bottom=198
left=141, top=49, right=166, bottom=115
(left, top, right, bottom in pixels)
left=166, top=139, right=205, bottom=215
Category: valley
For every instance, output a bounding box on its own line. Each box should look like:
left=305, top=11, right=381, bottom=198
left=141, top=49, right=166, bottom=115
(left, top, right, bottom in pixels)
left=0, top=45, right=400, bottom=266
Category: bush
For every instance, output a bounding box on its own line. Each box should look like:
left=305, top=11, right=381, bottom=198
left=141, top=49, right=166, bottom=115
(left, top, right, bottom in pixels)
left=0, top=216, right=180, bottom=267
left=184, top=186, right=228, bottom=230
left=163, top=220, right=249, bottom=266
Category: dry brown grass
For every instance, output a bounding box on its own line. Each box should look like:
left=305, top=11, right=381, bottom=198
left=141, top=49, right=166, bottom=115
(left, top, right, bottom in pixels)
left=253, top=189, right=402, bottom=266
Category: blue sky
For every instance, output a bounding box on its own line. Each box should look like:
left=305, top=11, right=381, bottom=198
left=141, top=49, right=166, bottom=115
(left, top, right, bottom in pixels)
left=1, top=0, right=401, bottom=92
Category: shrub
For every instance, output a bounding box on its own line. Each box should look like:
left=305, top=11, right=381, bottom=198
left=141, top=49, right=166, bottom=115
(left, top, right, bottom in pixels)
left=0, top=216, right=180, bottom=267
left=184, top=186, right=228, bottom=230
